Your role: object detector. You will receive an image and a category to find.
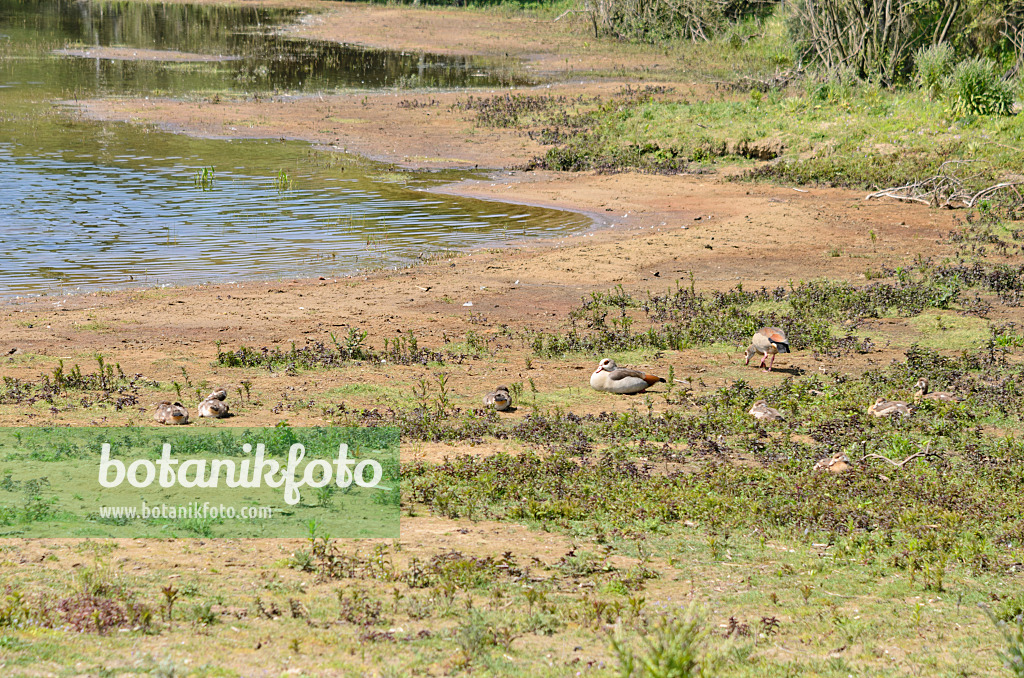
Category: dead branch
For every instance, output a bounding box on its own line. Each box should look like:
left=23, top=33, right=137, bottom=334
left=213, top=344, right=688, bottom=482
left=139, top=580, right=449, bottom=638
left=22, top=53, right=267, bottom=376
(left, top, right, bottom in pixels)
left=865, top=160, right=1024, bottom=208
left=862, top=442, right=932, bottom=468
left=553, top=9, right=586, bottom=22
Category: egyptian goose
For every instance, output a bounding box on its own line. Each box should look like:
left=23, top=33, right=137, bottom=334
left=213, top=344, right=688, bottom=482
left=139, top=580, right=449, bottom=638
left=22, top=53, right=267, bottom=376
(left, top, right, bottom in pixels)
left=199, top=398, right=229, bottom=418
left=483, top=385, right=511, bottom=411
left=744, top=327, right=789, bottom=371
left=867, top=397, right=911, bottom=417
left=204, top=387, right=228, bottom=402
left=748, top=399, right=784, bottom=421
left=813, top=452, right=850, bottom=474
left=913, top=378, right=958, bottom=403
left=154, top=401, right=189, bottom=425
left=590, top=358, right=665, bottom=394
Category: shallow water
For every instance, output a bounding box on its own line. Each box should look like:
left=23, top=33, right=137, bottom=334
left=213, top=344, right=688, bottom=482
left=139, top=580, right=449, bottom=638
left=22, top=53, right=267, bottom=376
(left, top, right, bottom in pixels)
left=0, top=0, right=585, bottom=296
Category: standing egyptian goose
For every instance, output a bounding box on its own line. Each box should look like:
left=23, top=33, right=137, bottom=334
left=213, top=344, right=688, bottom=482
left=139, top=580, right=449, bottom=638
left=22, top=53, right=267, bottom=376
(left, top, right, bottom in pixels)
left=744, top=327, right=789, bottom=372
left=867, top=397, right=911, bottom=417
left=748, top=399, right=784, bottom=421
left=913, top=378, right=958, bottom=403
left=590, top=358, right=665, bottom=394
left=154, top=401, right=189, bottom=425
left=483, top=385, right=511, bottom=411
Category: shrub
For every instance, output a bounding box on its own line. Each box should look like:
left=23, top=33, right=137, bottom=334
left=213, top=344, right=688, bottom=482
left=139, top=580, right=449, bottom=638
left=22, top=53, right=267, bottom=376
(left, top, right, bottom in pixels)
left=788, top=0, right=1014, bottom=85
left=914, top=43, right=956, bottom=99
left=611, top=606, right=708, bottom=677
left=947, top=58, right=1015, bottom=117
left=983, top=605, right=1024, bottom=677
left=583, top=0, right=776, bottom=43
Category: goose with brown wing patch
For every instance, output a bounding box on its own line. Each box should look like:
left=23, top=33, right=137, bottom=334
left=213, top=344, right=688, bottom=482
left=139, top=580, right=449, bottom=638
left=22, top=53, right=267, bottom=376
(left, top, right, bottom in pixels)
left=590, top=358, right=666, bottom=394
left=744, top=327, right=789, bottom=372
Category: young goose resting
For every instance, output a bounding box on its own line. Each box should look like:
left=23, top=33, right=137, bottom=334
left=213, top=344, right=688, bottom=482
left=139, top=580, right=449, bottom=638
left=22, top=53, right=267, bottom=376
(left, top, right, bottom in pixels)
left=913, top=378, right=958, bottom=403
left=744, top=327, right=789, bottom=372
left=483, top=385, right=511, bottom=411
left=590, top=358, right=666, bottom=394
left=748, top=399, right=784, bottom=421
left=867, top=397, right=911, bottom=418
left=154, top=401, right=189, bottom=425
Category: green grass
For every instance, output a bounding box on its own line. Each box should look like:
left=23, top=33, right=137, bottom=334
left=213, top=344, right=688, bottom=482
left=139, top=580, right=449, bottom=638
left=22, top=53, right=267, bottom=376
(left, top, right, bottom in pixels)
left=321, top=382, right=418, bottom=408
left=906, top=312, right=992, bottom=351
left=525, top=82, right=1024, bottom=185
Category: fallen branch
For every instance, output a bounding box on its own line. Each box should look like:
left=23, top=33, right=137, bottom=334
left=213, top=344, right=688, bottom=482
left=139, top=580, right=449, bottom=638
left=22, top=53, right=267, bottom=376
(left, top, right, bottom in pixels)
left=865, top=160, right=1024, bottom=208
left=552, top=9, right=586, bottom=22
left=862, top=442, right=932, bottom=468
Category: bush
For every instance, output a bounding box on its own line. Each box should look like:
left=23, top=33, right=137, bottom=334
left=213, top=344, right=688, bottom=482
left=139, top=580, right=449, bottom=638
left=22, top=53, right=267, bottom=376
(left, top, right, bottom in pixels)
left=914, top=43, right=956, bottom=99
left=583, top=0, right=777, bottom=43
left=611, top=606, right=708, bottom=677
left=947, top=58, right=1015, bottom=117
left=984, top=605, right=1024, bottom=677
left=788, top=1, right=1017, bottom=85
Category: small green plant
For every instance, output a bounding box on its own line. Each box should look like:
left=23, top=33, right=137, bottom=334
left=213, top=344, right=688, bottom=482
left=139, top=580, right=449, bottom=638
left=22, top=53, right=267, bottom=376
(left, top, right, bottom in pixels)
left=610, top=605, right=707, bottom=678
left=188, top=601, right=217, bottom=626
left=315, top=486, right=335, bottom=509
left=289, top=549, right=315, bottom=572
left=275, top=169, right=293, bottom=191
left=161, top=585, right=179, bottom=621
left=193, top=166, right=214, bottom=190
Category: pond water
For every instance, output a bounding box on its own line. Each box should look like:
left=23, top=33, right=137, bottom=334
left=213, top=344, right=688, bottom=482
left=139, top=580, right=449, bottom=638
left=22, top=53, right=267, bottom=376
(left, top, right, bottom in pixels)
left=0, top=0, right=587, bottom=296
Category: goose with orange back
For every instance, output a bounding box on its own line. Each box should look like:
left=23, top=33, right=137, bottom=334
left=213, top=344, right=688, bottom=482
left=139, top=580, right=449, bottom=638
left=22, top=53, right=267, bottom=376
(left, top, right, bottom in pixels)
left=744, top=327, right=789, bottom=372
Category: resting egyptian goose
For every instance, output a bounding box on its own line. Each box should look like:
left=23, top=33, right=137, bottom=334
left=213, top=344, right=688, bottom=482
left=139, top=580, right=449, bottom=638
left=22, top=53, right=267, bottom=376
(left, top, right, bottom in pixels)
left=913, top=378, right=958, bottom=403
left=199, top=398, right=229, bottom=418
left=748, top=399, right=784, bottom=421
left=483, top=385, right=511, bottom=411
left=154, top=401, right=189, bottom=425
left=867, top=397, right=911, bottom=417
left=813, top=452, right=850, bottom=474
left=744, top=327, right=789, bottom=372
left=204, top=387, right=228, bottom=402
left=590, top=358, right=665, bottom=394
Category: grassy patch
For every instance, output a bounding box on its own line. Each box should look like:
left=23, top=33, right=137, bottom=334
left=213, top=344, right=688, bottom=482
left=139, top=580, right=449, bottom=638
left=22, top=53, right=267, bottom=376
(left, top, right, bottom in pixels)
left=906, top=312, right=992, bottom=351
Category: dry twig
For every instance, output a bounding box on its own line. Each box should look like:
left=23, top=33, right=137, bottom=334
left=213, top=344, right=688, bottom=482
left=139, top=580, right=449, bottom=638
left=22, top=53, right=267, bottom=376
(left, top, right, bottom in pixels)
left=865, top=160, right=1024, bottom=208
left=862, top=442, right=934, bottom=468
